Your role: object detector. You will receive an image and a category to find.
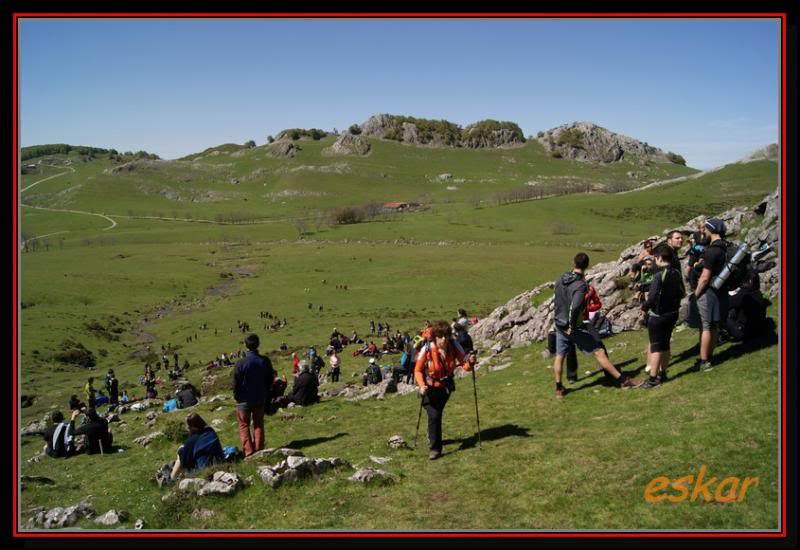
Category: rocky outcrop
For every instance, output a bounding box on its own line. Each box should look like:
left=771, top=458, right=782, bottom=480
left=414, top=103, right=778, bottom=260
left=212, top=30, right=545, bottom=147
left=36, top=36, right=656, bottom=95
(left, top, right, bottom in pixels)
left=356, top=114, right=524, bottom=149
left=348, top=468, right=396, bottom=485
left=739, top=143, right=779, bottom=163
left=27, top=499, right=95, bottom=529
left=134, top=431, right=165, bottom=447
left=94, top=510, right=129, bottom=526
left=471, top=188, right=781, bottom=353
left=257, top=456, right=351, bottom=488
left=537, top=122, right=675, bottom=164
left=323, top=133, right=371, bottom=156
left=266, top=141, right=299, bottom=158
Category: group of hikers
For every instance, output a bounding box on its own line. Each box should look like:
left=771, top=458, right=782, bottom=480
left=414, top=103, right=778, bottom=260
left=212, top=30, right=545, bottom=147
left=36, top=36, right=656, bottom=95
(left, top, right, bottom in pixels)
left=37, top=216, right=775, bottom=469
left=550, top=217, right=773, bottom=397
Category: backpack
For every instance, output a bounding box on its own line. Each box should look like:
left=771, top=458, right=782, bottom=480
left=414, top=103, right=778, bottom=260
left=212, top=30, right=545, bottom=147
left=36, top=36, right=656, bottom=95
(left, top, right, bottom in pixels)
left=711, top=240, right=751, bottom=291
left=163, top=398, right=178, bottom=413
left=400, top=352, right=411, bottom=368
left=368, top=365, right=383, bottom=384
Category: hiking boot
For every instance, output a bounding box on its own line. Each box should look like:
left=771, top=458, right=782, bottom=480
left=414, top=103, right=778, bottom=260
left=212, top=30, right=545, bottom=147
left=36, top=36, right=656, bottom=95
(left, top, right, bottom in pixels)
left=700, top=360, right=714, bottom=372
left=555, top=386, right=567, bottom=399
left=638, top=376, right=661, bottom=389
left=619, top=376, right=641, bottom=388
left=658, top=370, right=669, bottom=383
left=428, top=450, right=442, bottom=461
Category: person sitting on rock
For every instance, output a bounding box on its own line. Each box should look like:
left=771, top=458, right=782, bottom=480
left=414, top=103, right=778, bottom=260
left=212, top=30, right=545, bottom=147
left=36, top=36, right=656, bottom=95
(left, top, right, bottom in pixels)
left=169, top=412, right=225, bottom=481
left=68, top=408, right=113, bottom=455
left=289, top=361, right=320, bottom=406
left=363, top=358, right=383, bottom=386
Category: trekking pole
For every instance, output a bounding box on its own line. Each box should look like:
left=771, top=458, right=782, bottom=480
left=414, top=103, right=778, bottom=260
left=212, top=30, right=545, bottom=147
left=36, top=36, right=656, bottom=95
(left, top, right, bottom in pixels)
left=412, top=394, right=424, bottom=450
left=470, top=355, right=482, bottom=449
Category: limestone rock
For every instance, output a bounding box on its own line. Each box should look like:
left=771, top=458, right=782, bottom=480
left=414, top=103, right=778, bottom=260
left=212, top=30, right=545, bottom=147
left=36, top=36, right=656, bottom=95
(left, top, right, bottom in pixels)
left=30, top=499, right=94, bottom=529
left=94, top=510, right=129, bottom=526
left=197, top=472, right=242, bottom=496
left=387, top=435, right=409, bottom=449
left=178, top=478, right=208, bottom=493
left=192, top=509, right=215, bottom=520
left=348, top=468, right=396, bottom=485
left=133, top=431, right=165, bottom=447
left=537, top=121, right=673, bottom=164
left=323, top=133, right=371, bottom=156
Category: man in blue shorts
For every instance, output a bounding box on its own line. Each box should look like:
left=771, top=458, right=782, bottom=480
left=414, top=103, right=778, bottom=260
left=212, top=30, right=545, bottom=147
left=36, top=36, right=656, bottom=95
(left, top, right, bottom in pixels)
left=552, top=252, right=640, bottom=398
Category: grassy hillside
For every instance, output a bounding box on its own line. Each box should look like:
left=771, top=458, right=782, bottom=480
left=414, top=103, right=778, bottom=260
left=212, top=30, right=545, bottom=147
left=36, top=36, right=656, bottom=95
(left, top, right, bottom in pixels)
left=17, top=141, right=780, bottom=530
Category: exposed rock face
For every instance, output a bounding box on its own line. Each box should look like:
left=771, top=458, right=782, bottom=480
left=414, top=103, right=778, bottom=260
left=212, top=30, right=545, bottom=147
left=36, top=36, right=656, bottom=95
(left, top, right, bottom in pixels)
left=357, top=114, right=524, bottom=149
left=197, top=472, right=242, bottom=496
left=21, top=417, right=48, bottom=436
left=739, top=143, right=779, bottom=163
left=267, top=141, right=299, bottom=158
left=323, top=133, right=371, bottom=156
left=537, top=122, right=674, bottom=164
left=471, top=188, right=781, bottom=352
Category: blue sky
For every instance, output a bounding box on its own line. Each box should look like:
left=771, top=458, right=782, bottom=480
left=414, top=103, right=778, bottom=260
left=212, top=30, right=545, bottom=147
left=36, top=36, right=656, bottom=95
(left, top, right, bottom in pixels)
left=20, top=18, right=780, bottom=169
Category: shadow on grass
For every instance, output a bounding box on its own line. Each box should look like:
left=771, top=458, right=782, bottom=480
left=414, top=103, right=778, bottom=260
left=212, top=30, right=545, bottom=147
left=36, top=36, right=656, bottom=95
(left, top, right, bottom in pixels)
left=565, top=357, right=640, bottom=394
left=284, top=432, right=347, bottom=449
left=442, top=423, right=532, bottom=452
left=667, top=328, right=779, bottom=382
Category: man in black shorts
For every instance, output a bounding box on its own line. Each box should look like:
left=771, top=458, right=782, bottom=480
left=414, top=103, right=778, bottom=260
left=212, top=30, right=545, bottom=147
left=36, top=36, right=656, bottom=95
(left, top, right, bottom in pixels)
left=639, top=248, right=685, bottom=388
left=688, top=218, right=729, bottom=372
left=551, top=252, right=640, bottom=398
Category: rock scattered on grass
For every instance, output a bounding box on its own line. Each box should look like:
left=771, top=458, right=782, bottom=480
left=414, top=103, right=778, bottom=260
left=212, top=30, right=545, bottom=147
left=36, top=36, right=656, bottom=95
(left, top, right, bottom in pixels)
left=348, top=468, right=396, bottom=485
left=94, top=509, right=129, bottom=526
left=387, top=435, right=409, bottom=449
left=134, top=431, right=165, bottom=447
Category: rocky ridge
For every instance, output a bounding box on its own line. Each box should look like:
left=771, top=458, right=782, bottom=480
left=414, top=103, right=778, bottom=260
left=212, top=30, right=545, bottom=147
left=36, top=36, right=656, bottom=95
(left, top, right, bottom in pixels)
left=537, top=122, right=678, bottom=164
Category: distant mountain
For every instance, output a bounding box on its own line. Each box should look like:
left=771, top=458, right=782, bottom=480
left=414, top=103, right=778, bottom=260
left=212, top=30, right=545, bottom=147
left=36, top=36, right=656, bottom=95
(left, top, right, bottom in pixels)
left=536, top=122, right=685, bottom=165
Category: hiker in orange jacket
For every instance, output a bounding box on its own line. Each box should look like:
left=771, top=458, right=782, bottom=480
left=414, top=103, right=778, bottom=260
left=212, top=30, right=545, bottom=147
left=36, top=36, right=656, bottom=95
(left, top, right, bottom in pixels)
left=414, top=319, right=475, bottom=460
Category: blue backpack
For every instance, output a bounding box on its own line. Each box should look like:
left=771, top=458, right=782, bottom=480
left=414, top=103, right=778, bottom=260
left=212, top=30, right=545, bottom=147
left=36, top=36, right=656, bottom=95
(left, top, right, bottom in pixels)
left=400, top=352, right=410, bottom=368
left=162, top=399, right=178, bottom=413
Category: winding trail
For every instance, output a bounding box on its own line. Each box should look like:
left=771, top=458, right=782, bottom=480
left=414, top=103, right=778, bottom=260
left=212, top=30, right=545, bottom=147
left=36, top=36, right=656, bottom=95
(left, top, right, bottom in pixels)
left=22, top=204, right=117, bottom=231
left=20, top=165, right=75, bottom=193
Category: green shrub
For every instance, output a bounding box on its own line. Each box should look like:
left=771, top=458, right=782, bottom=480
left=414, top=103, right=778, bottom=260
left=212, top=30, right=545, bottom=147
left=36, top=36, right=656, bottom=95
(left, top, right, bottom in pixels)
left=161, top=417, right=188, bottom=443
left=348, top=124, right=362, bottom=135
left=53, top=338, right=96, bottom=369
left=667, top=152, right=687, bottom=165
left=551, top=150, right=563, bottom=159
left=556, top=128, right=584, bottom=149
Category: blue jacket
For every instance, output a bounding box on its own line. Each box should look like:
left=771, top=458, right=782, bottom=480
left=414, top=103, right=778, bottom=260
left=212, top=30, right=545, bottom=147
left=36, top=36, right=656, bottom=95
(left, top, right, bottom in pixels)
left=232, top=351, right=274, bottom=406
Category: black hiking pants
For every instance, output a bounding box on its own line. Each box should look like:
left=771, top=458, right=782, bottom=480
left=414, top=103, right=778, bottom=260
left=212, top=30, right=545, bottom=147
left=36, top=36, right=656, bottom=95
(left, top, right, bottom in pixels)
left=422, top=387, right=450, bottom=452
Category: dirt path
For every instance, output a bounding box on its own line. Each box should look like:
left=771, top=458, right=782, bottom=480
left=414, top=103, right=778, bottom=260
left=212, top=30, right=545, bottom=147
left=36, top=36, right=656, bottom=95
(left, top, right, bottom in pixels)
left=20, top=165, right=75, bottom=193
left=21, top=204, right=117, bottom=231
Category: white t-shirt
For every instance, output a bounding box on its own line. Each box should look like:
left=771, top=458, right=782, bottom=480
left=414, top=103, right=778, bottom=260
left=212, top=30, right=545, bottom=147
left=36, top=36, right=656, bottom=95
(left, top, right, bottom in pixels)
left=330, top=355, right=340, bottom=369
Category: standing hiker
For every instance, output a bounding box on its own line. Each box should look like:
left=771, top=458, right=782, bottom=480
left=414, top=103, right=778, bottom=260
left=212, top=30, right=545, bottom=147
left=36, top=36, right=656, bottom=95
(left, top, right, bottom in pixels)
left=551, top=253, right=639, bottom=398
left=688, top=218, right=730, bottom=372
left=84, top=377, right=97, bottom=408
left=104, top=369, right=119, bottom=407
left=232, top=334, right=274, bottom=457
left=639, top=248, right=685, bottom=388
left=414, top=320, right=475, bottom=460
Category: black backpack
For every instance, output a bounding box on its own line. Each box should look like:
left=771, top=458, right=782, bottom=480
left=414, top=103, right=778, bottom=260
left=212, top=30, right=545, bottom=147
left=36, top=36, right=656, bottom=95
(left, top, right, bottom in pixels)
left=368, top=365, right=382, bottom=384
left=711, top=240, right=751, bottom=291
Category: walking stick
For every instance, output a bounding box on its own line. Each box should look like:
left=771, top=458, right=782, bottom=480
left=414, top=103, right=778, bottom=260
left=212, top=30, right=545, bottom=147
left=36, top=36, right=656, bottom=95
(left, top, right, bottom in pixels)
left=470, top=355, right=482, bottom=449
left=413, top=394, right=424, bottom=450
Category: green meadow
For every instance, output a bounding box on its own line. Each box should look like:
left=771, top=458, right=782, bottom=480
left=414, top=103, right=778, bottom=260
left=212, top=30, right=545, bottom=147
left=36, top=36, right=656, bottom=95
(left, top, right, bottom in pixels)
left=17, top=136, right=780, bottom=530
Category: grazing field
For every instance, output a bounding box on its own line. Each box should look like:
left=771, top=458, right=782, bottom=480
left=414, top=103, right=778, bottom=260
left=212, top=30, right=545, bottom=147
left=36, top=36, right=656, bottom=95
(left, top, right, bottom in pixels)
left=17, top=139, right=780, bottom=531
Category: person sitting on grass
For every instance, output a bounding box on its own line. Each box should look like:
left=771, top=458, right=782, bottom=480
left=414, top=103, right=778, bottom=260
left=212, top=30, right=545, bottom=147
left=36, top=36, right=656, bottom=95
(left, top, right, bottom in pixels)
left=43, top=410, right=74, bottom=458
left=68, top=408, right=113, bottom=455
left=169, top=412, right=225, bottom=481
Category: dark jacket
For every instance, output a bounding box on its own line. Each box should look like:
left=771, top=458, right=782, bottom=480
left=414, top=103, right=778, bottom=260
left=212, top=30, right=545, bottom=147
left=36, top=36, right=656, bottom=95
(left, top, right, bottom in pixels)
left=176, top=388, right=199, bottom=409
left=642, top=266, right=685, bottom=315
left=554, top=271, right=588, bottom=330
left=291, top=372, right=319, bottom=406
left=44, top=422, right=73, bottom=458
left=233, top=351, right=274, bottom=406
left=69, top=416, right=112, bottom=455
